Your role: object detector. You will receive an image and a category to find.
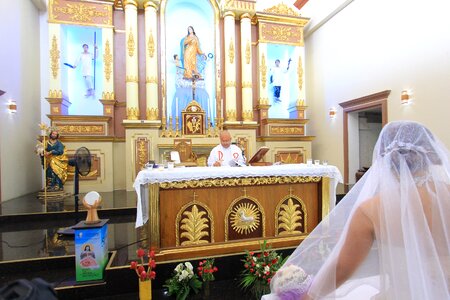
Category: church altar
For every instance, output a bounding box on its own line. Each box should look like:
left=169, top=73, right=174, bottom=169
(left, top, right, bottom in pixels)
left=134, top=164, right=342, bottom=262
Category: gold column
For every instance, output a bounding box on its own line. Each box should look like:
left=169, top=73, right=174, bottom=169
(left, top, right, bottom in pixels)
left=240, top=13, right=254, bottom=123
left=144, top=1, right=159, bottom=121
left=125, top=0, right=139, bottom=120
left=224, top=11, right=237, bottom=123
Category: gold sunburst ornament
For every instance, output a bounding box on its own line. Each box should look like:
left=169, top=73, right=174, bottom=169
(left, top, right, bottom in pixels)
left=231, top=203, right=260, bottom=235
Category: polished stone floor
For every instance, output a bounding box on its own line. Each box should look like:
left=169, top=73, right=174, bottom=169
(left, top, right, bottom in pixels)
left=0, top=190, right=276, bottom=299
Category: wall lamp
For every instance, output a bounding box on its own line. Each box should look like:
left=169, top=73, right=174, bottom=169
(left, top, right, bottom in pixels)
left=7, top=99, right=17, bottom=113
left=401, top=90, right=412, bottom=105
left=329, top=107, right=337, bottom=119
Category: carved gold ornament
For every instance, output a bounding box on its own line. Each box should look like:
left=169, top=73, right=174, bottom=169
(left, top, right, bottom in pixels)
left=146, top=76, right=158, bottom=84
left=228, top=38, right=235, bottom=64
left=148, top=30, right=155, bottom=58
left=260, top=53, right=267, bottom=89
left=260, top=23, right=302, bottom=45
left=126, top=75, right=139, bottom=83
left=277, top=198, right=303, bottom=235
left=179, top=205, right=210, bottom=246
left=103, top=40, right=113, bottom=81
left=127, top=28, right=135, bottom=57
left=225, top=81, right=236, bottom=88
left=127, top=107, right=139, bottom=120
left=159, top=176, right=321, bottom=190
left=263, top=2, right=299, bottom=16
left=55, top=124, right=105, bottom=135
left=50, top=35, right=60, bottom=79
left=242, top=81, right=252, bottom=88
left=226, top=109, right=237, bottom=121
left=101, top=91, right=115, bottom=100
left=231, top=203, right=260, bottom=235
left=242, top=110, right=253, bottom=122
left=136, top=138, right=148, bottom=171
left=146, top=107, right=158, bottom=120
left=245, top=40, right=251, bottom=64
left=48, top=89, right=63, bottom=98
left=298, top=56, right=303, bottom=91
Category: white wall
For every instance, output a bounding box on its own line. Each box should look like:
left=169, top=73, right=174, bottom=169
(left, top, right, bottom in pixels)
left=305, top=0, right=450, bottom=179
left=0, top=0, right=43, bottom=201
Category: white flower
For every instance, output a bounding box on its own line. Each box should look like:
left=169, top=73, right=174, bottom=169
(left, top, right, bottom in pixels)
left=256, top=264, right=260, bottom=268
left=175, top=263, right=183, bottom=273
left=185, top=262, right=193, bottom=271
left=179, top=270, right=189, bottom=281
left=264, top=265, right=270, bottom=273
left=252, top=257, right=257, bottom=262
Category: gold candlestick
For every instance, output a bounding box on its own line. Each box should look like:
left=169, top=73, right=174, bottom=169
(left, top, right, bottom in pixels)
left=175, top=116, right=180, bottom=137
left=167, top=116, right=174, bottom=137
left=160, top=116, right=167, bottom=137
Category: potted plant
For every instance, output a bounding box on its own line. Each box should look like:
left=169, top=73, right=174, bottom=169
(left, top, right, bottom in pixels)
left=240, top=240, right=287, bottom=300
left=197, top=258, right=218, bottom=298
left=164, top=261, right=202, bottom=300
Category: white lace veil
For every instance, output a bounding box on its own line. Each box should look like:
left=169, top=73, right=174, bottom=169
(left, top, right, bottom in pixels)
left=266, top=121, right=450, bottom=299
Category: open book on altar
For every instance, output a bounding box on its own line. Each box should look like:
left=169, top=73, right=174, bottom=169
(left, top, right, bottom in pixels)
left=248, top=146, right=271, bottom=166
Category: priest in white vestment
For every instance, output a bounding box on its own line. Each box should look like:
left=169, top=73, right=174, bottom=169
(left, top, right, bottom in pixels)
left=207, top=131, right=245, bottom=167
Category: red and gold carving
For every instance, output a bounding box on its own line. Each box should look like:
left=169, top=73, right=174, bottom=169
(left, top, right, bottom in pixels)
left=49, top=0, right=113, bottom=27
left=270, top=125, right=304, bottom=135
left=275, top=151, right=304, bottom=164
left=54, top=123, right=106, bottom=136
left=260, top=22, right=303, bottom=46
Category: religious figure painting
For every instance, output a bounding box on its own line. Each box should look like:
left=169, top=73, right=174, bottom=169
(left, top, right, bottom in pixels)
left=267, top=43, right=301, bottom=119
left=62, top=25, right=103, bottom=116
left=165, top=0, right=216, bottom=130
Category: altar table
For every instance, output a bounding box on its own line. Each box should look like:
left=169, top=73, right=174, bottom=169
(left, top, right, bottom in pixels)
left=134, top=164, right=342, bottom=261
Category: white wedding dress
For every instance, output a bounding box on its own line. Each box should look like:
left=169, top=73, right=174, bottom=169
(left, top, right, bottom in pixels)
left=263, top=121, right=450, bottom=300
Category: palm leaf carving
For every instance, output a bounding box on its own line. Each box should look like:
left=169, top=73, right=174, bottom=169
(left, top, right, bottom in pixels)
left=180, top=205, right=210, bottom=245
left=278, top=198, right=302, bottom=235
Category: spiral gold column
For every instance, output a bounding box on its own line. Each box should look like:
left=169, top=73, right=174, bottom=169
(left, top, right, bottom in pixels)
left=240, top=13, right=254, bottom=123
left=124, top=0, right=139, bottom=120
left=144, top=1, right=159, bottom=121
left=223, top=11, right=238, bottom=123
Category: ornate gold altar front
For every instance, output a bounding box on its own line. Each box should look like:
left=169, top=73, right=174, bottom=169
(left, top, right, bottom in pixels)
left=146, top=175, right=330, bottom=262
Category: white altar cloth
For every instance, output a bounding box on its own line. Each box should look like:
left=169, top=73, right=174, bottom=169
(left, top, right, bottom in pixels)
left=134, top=164, right=343, bottom=227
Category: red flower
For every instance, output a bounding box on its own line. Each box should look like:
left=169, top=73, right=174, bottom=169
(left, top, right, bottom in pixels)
left=249, top=252, right=254, bottom=256
left=268, top=278, right=271, bottom=283
left=149, top=271, right=156, bottom=280
left=140, top=271, right=147, bottom=281
left=149, top=259, right=156, bottom=269
left=250, top=268, right=254, bottom=273
left=198, top=266, right=203, bottom=271
left=137, top=248, right=146, bottom=258
left=213, top=267, right=218, bottom=272
left=271, top=259, right=278, bottom=264
left=138, top=266, right=145, bottom=274
left=148, top=249, right=155, bottom=259
left=130, top=261, right=137, bottom=270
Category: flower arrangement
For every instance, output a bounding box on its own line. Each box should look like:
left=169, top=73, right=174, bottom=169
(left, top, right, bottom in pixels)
left=130, top=248, right=156, bottom=281
left=164, top=261, right=202, bottom=300
left=240, top=240, right=288, bottom=300
left=272, top=264, right=313, bottom=300
left=197, top=258, right=218, bottom=282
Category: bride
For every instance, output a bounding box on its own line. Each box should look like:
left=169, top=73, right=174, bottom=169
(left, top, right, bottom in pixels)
left=264, top=121, right=450, bottom=299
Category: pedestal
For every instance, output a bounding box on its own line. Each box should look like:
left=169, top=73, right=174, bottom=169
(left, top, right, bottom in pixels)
left=73, top=219, right=109, bottom=283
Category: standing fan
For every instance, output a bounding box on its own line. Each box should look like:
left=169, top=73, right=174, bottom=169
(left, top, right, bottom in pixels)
left=58, top=147, right=92, bottom=236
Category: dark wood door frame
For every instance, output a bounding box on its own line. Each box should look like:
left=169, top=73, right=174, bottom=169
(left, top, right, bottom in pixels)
left=339, top=90, right=390, bottom=187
